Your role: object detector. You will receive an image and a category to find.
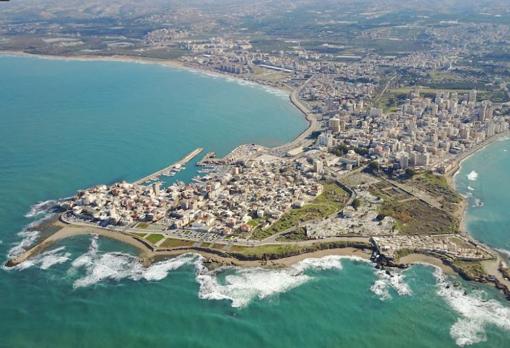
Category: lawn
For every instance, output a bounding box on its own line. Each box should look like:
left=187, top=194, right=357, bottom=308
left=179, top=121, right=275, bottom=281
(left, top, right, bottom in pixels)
left=234, top=244, right=302, bottom=257
left=158, top=238, right=194, bottom=249
left=145, top=233, right=165, bottom=245
left=229, top=240, right=372, bottom=260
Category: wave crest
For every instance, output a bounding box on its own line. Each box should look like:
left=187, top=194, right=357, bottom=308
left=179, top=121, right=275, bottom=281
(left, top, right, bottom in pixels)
left=6, top=213, right=57, bottom=259
left=370, top=268, right=412, bottom=301
left=25, top=200, right=59, bottom=218
left=195, top=255, right=350, bottom=308
left=71, top=236, right=195, bottom=288
left=5, top=246, right=70, bottom=271
left=434, top=268, right=510, bottom=346
left=467, top=171, right=478, bottom=182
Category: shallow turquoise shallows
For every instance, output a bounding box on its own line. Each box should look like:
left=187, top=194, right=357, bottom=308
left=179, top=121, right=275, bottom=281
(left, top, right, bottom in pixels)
left=1, top=55, right=510, bottom=348
left=455, top=138, right=510, bottom=253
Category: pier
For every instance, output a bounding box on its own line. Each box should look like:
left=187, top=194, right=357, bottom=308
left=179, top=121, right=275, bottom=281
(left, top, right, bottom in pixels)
left=133, top=147, right=203, bottom=185
left=196, top=152, right=219, bottom=166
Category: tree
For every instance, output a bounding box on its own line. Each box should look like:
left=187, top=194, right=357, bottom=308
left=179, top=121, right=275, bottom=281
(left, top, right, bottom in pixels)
left=367, top=161, right=380, bottom=172
left=405, top=168, right=417, bottom=177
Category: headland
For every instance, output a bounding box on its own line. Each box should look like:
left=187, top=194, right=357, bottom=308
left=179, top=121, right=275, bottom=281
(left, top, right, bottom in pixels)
left=3, top=50, right=510, bottom=301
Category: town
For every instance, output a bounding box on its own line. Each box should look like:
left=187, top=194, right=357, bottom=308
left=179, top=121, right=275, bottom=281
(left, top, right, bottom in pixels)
left=3, top=0, right=510, bottom=292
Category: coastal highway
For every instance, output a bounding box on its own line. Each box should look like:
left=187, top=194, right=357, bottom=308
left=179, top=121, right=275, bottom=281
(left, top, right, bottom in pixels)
left=271, top=77, right=320, bottom=155
left=133, top=147, right=203, bottom=185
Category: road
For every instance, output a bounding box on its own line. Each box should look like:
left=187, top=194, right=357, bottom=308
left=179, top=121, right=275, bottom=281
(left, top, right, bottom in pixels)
left=271, top=76, right=321, bottom=155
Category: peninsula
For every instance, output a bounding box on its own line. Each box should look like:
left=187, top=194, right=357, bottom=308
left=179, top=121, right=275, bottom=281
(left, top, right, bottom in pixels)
left=5, top=81, right=510, bottom=300
left=3, top=0, right=510, bottom=299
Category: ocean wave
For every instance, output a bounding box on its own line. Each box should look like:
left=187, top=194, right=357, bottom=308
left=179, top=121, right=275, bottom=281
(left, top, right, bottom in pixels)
left=7, top=230, right=40, bottom=259
left=433, top=268, right=510, bottom=346
left=195, top=255, right=351, bottom=308
left=68, top=240, right=367, bottom=304
left=461, top=192, right=472, bottom=199
left=9, top=233, right=373, bottom=309
left=6, top=213, right=56, bottom=259
left=467, top=171, right=478, bottom=182
left=8, top=246, right=71, bottom=271
left=473, top=198, right=484, bottom=208
left=370, top=268, right=412, bottom=301
left=467, top=186, right=475, bottom=191
left=186, top=67, right=289, bottom=99
left=71, top=236, right=195, bottom=288
left=25, top=200, right=59, bottom=218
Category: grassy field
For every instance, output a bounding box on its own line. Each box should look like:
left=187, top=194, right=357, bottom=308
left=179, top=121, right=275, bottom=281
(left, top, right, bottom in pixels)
left=158, top=238, right=195, bottom=249
left=376, top=86, right=509, bottom=112
left=406, top=171, right=462, bottom=213
left=251, top=182, right=348, bottom=240
left=370, top=182, right=458, bottom=235
left=451, top=260, right=486, bottom=280
left=276, top=228, right=308, bottom=241
left=229, top=240, right=371, bottom=260
left=230, top=244, right=302, bottom=257
left=145, top=233, right=165, bottom=245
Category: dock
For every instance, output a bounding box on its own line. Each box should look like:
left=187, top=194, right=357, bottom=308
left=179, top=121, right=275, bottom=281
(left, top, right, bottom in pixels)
left=133, top=147, right=203, bottom=185
left=196, top=151, right=219, bottom=166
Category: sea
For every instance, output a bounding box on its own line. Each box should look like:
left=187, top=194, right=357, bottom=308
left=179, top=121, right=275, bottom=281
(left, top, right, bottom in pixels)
left=1, top=55, right=510, bottom=348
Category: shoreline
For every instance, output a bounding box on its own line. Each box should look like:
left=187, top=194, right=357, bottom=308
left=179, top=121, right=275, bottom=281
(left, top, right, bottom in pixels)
left=3, top=49, right=510, bottom=299
left=443, top=132, right=510, bottom=293
left=445, top=131, right=510, bottom=244
left=0, top=50, right=313, bottom=153
left=446, top=131, right=510, bottom=186
left=0, top=50, right=293, bottom=101
left=5, top=217, right=374, bottom=269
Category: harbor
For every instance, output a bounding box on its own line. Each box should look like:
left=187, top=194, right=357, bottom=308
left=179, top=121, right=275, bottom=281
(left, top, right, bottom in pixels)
left=133, top=147, right=204, bottom=185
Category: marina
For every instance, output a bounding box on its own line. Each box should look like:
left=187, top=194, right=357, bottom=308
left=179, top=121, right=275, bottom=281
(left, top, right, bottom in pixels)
left=133, top=147, right=203, bottom=185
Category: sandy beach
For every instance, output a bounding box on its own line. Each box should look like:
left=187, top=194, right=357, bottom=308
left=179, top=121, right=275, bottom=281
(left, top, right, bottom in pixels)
left=3, top=49, right=510, bottom=297
left=0, top=50, right=293, bottom=94
left=7, top=218, right=372, bottom=269
left=398, top=253, right=456, bottom=275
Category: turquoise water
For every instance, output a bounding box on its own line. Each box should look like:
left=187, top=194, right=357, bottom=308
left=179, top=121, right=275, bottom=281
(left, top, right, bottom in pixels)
left=455, top=138, right=510, bottom=254
left=1, top=55, right=510, bottom=348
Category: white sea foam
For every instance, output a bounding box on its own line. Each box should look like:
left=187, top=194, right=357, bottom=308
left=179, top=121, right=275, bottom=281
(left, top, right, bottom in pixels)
left=10, top=246, right=71, bottom=271
left=461, top=192, right=473, bottom=199
left=370, top=268, right=412, bottom=301
left=473, top=198, right=484, bottom=208
left=467, top=171, right=479, bottom=181
left=7, top=230, right=40, bottom=259
left=467, top=186, right=475, bottom=191
left=195, top=255, right=363, bottom=308
left=71, top=236, right=195, bottom=288
left=25, top=200, right=58, bottom=218
left=433, top=268, right=510, bottom=346
left=6, top=213, right=56, bottom=259
left=71, top=244, right=367, bottom=306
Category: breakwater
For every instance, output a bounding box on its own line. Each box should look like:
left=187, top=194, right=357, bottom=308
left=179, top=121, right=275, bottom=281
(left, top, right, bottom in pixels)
left=133, top=148, right=203, bottom=185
